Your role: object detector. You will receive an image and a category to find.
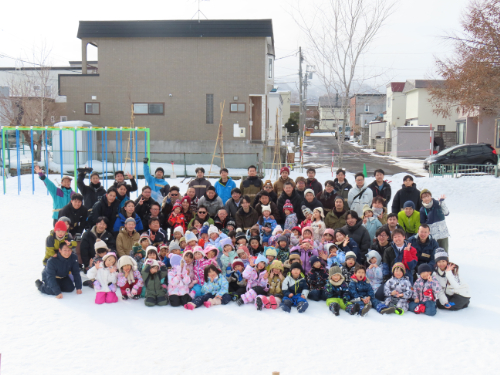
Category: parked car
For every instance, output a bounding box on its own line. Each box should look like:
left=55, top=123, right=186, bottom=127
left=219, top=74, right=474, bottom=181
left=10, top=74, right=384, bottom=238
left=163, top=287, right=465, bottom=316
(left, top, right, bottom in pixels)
left=423, top=143, right=498, bottom=170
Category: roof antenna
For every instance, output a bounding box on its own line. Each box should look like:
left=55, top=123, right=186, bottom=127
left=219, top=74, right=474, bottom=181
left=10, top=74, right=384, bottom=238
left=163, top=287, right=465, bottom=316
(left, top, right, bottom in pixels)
left=191, top=0, right=209, bottom=22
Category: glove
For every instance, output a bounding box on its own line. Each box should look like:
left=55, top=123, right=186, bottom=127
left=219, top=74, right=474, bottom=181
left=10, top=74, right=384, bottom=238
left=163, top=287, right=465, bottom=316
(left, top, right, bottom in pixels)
left=77, top=168, right=86, bottom=173
left=108, top=283, right=117, bottom=293
left=143, top=157, right=149, bottom=163
left=86, top=167, right=93, bottom=173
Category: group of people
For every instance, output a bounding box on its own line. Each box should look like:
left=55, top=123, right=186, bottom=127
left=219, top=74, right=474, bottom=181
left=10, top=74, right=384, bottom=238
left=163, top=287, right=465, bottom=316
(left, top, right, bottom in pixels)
left=35, top=161, right=470, bottom=316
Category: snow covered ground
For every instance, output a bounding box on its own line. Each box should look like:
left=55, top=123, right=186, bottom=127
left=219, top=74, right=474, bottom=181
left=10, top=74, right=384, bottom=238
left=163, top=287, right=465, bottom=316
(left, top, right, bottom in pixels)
left=1, top=171, right=500, bottom=375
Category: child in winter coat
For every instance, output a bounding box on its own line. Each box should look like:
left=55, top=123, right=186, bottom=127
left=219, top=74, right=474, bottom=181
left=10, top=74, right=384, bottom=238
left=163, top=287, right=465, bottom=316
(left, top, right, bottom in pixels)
left=290, top=238, right=318, bottom=274
left=236, top=254, right=269, bottom=306
left=220, top=238, right=237, bottom=275
left=341, top=252, right=361, bottom=286
left=311, top=207, right=326, bottom=242
left=268, top=225, right=283, bottom=248
left=420, top=189, right=450, bottom=252
left=192, top=246, right=208, bottom=297
left=300, top=206, right=313, bottom=228
left=362, top=205, right=382, bottom=240
left=433, top=250, right=470, bottom=310
left=319, top=228, right=335, bottom=253
left=325, top=265, right=355, bottom=316
left=409, top=263, right=442, bottom=316
left=265, top=246, right=278, bottom=270
left=204, top=245, right=219, bottom=268
left=306, top=256, right=328, bottom=301
left=183, top=250, right=196, bottom=298
left=290, top=226, right=302, bottom=247
left=280, top=263, right=309, bottom=313
left=184, top=265, right=232, bottom=309
left=383, top=262, right=413, bottom=314
left=141, top=259, right=169, bottom=307
left=283, top=253, right=302, bottom=276
left=236, top=246, right=251, bottom=268
left=325, top=244, right=346, bottom=269
left=184, top=231, right=199, bottom=253
left=227, top=259, right=247, bottom=299
left=283, top=200, right=298, bottom=231
left=167, top=254, right=192, bottom=307
left=397, top=201, right=420, bottom=237
left=347, top=265, right=395, bottom=316
left=43, top=220, right=77, bottom=266
left=365, top=250, right=383, bottom=292
left=261, top=260, right=285, bottom=310
left=83, top=244, right=110, bottom=289
left=258, top=205, right=277, bottom=245
left=158, top=244, right=169, bottom=263
left=276, top=235, right=290, bottom=263
left=168, top=200, right=187, bottom=233
left=117, top=256, right=144, bottom=300
left=249, top=236, right=264, bottom=256
left=87, top=252, right=119, bottom=304
left=172, top=226, right=184, bottom=244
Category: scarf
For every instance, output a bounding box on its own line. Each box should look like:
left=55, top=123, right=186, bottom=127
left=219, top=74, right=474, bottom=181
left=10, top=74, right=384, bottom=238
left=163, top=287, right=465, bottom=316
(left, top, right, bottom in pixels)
left=422, top=201, right=433, bottom=209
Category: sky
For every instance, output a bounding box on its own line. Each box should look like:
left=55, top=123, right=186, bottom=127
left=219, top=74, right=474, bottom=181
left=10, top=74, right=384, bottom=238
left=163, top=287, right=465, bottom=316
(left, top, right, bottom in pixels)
left=0, top=0, right=471, bottom=96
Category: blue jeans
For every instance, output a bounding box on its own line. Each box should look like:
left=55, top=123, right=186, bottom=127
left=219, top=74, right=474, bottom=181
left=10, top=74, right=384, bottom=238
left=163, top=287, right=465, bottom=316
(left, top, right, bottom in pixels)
left=409, top=301, right=437, bottom=316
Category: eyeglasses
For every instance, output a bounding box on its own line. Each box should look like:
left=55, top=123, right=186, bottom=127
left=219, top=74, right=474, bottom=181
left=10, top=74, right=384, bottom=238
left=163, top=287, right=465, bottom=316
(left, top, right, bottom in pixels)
left=198, top=211, right=207, bottom=214
left=170, top=193, right=179, bottom=196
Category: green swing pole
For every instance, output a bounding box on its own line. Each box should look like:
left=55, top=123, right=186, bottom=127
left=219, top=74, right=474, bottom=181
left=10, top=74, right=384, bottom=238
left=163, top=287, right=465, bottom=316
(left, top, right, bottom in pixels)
left=146, top=128, right=151, bottom=165
left=73, top=128, right=78, bottom=191
left=2, top=127, right=6, bottom=194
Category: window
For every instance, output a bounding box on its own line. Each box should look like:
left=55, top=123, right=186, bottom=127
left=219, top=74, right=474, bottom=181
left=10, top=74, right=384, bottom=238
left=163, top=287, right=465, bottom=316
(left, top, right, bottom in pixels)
left=437, top=125, right=445, bottom=131
left=364, top=104, right=369, bottom=112
left=456, top=121, right=466, bottom=144
left=133, top=103, right=164, bottom=115
left=451, top=147, right=468, bottom=157
left=85, top=102, right=100, bottom=115
left=50, top=116, right=55, bottom=123
left=496, top=119, right=500, bottom=148
left=60, top=116, right=67, bottom=122
left=268, top=58, right=273, bottom=78
left=206, top=94, right=214, bottom=124
left=230, top=103, right=246, bottom=113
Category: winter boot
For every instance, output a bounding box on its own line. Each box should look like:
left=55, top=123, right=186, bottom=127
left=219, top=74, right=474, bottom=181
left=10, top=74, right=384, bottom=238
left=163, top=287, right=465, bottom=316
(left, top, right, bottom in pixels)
left=35, top=279, right=43, bottom=291
left=203, top=301, right=212, bottom=308
left=280, top=299, right=293, bottom=313
left=256, top=296, right=264, bottom=311
left=395, top=308, right=404, bottom=315
left=236, top=298, right=245, bottom=306
left=268, top=295, right=278, bottom=309
left=184, top=303, right=195, bottom=310
left=297, top=301, right=309, bottom=313
left=126, top=288, right=133, bottom=298
left=93, top=280, right=102, bottom=291
left=122, top=295, right=129, bottom=300
left=376, top=303, right=396, bottom=314
left=329, top=302, right=341, bottom=316
left=108, top=283, right=117, bottom=293
left=82, top=280, right=93, bottom=287
left=346, top=303, right=360, bottom=315
left=132, top=295, right=140, bottom=300
left=360, top=303, right=371, bottom=317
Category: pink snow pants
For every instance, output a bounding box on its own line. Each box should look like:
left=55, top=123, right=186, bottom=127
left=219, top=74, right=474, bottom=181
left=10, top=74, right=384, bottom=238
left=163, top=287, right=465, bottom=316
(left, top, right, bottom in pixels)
left=95, top=292, right=118, bottom=304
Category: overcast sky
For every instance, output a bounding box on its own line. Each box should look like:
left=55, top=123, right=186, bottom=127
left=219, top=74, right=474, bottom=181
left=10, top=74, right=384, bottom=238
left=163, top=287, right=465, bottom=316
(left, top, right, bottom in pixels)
left=0, top=0, right=470, bottom=94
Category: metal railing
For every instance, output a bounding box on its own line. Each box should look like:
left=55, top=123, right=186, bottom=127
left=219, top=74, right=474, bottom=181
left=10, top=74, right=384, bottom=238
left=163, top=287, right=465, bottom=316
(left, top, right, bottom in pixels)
left=429, top=163, right=499, bottom=178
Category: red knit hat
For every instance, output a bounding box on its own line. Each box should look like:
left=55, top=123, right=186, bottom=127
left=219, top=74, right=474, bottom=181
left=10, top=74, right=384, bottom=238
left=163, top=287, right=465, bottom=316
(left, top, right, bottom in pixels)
left=54, top=221, right=67, bottom=232
left=283, top=199, right=294, bottom=213
left=291, top=226, right=302, bottom=235
left=280, top=166, right=290, bottom=174
left=173, top=200, right=182, bottom=210
left=181, top=196, right=191, bottom=205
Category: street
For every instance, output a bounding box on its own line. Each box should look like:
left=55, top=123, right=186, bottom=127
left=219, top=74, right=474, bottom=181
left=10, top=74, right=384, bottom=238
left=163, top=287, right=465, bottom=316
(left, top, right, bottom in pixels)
left=301, top=134, right=422, bottom=176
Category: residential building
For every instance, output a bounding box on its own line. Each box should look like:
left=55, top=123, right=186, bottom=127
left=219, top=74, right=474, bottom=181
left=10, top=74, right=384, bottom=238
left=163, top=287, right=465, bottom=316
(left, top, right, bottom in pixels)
left=349, top=94, right=386, bottom=131
left=456, top=109, right=497, bottom=148
left=58, top=19, right=277, bottom=167
left=318, top=95, right=347, bottom=131
left=384, top=82, right=406, bottom=128
left=278, top=90, right=291, bottom=126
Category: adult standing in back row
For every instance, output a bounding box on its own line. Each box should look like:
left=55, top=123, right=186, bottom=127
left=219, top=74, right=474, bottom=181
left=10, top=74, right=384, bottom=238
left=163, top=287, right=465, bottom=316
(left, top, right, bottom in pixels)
left=189, top=167, right=212, bottom=199
left=240, top=165, right=263, bottom=202
left=348, top=173, right=373, bottom=217
left=273, top=166, right=295, bottom=197
left=368, top=169, right=391, bottom=207
left=214, top=168, right=236, bottom=205
left=305, top=168, right=323, bottom=196
left=391, top=175, right=422, bottom=213
left=332, top=169, right=352, bottom=209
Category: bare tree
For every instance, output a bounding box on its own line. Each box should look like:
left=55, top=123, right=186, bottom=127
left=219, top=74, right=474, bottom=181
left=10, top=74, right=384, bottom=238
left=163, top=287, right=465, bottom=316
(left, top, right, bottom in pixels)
left=292, top=0, right=394, bottom=168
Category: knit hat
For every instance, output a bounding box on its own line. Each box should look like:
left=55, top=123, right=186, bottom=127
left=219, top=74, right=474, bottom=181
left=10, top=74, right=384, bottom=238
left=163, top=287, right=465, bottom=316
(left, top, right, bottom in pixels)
left=434, top=249, right=449, bottom=263
left=291, top=226, right=302, bottom=234
left=58, top=216, right=71, bottom=225
left=283, top=199, right=294, bottom=213
left=94, top=241, right=109, bottom=251
left=345, top=251, right=357, bottom=261
left=277, top=235, right=288, bottom=245
left=235, top=230, right=247, bottom=241
left=170, top=254, right=182, bottom=268
left=54, top=221, right=67, bottom=232
left=334, top=195, right=344, bottom=202
left=280, top=166, right=290, bottom=174
left=309, top=255, right=321, bottom=267
left=272, top=225, right=283, bottom=236
left=181, top=196, right=191, bottom=205
left=290, top=262, right=304, bottom=273
left=314, top=207, right=325, bottom=219
left=204, top=245, right=219, bottom=258
left=362, top=205, right=373, bottom=215
left=173, top=200, right=182, bottom=210
left=392, top=262, right=406, bottom=275
left=102, top=252, right=117, bottom=265
left=173, top=226, right=184, bottom=236
left=155, top=167, right=165, bottom=175
left=179, top=237, right=186, bottom=244
left=159, top=243, right=168, bottom=250
left=236, top=245, right=250, bottom=258
left=365, top=250, right=381, bottom=266
left=220, top=237, right=234, bottom=250
left=232, top=258, right=245, bottom=270
left=261, top=204, right=272, bottom=213
left=418, top=263, right=433, bottom=274
left=254, top=253, right=269, bottom=265
left=117, top=255, right=138, bottom=272
left=304, top=188, right=315, bottom=197
left=184, top=231, right=197, bottom=243
left=169, top=242, right=181, bottom=253
left=323, top=228, right=335, bottom=238
left=146, top=245, right=159, bottom=256
left=193, top=246, right=204, bottom=257
left=140, top=233, right=151, bottom=244
left=420, top=188, right=432, bottom=198
left=226, top=220, right=236, bottom=228
left=124, top=217, right=136, bottom=225
left=200, top=225, right=209, bottom=235
left=145, top=259, right=159, bottom=268
left=265, top=246, right=277, bottom=258
left=288, top=253, right=302, bottom=265
left=302, top=226, right=313, bottom=236
left=300, top=238, right=314, bottom=247
left=329, top=265, right=343, bottom=278
left=182, top=249, right=194, bottom=260
left=326, top=243, right=339, bottom=253
left=403, top=201, right=415, bottom=209
left=208, top=225, right=219, bottom=236
left=301, top=206, right=313, bottom=216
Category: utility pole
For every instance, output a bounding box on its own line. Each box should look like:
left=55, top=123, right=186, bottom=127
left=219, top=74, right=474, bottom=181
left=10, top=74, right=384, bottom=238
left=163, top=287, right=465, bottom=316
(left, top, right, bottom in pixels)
left=298, top=47, right=303, bottom=168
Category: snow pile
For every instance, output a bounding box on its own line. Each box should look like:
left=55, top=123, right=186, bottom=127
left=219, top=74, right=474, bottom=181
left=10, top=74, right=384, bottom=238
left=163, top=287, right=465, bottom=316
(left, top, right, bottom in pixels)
left=0, top=172, right=499, bottom=374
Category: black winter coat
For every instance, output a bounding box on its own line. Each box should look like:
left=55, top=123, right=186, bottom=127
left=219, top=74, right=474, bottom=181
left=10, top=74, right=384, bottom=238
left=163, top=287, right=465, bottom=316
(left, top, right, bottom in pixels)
left=306, top=267, right=329, bottom=291
left=134, top=194, right=154, bottom=229
left=89, top=195, right=120, bottom=230
left=333, top=178, right=353, bottom=207
left=391, top=183, right=422, bottom=213
left=408, top=234, right=439, bottom=268
left=277, top=190, right=305, bottom=226
left=80, top=226, right=116, bottom=268
left=316, top=190, right=336, bottom=213
left=253, top=190, right=278, bottom=206
left=305, top=178, right=323, bottom=196
left=342, top=219, right=371, bottom=259
left=255, top=201, right=281, bottom=223
left=370, top=239, right=392, bottom=260
left=58, top=203, right=88, bottom=236
left=111, top=179, right=138, bottom=194
left=368, top=180, right=392, bottom=207
left=301, top=197, right=324, bottom=212
left=77, top=172, right=106, bottom=210
left=42, top=252, right=82, bottom=294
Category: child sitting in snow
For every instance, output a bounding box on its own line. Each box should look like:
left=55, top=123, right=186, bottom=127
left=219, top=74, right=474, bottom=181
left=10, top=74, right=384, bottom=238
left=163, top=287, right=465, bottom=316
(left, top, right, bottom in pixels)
left=259, top=260, right=285, bottom=310
left=184, top=265, right=232, bottom=310
left=383, top=262, right=413, bottom=314
left=324, top=265, right=355, bottom=316
left=311, top=207, right=326, bottom=242
left=433, top=250, right=471, bottom=311
left=365, top=250, right=383, bottom=292
left=87, top=252, right=119, bottom=304
left=117, top=255, right=143, bottom=300
left=290, top=238, right=318, bottom=274
left=325, top=244, right=346, bottom=269
left=192, top=246, right=208, bottom=297
left=236, top=254, right=269, bottom=306
left=141, top=259, right=169, bottom=307
left=220, top=238, right=237, bottom=275
left=227, top=258, right=247, bottom=300
left=409, top=264, right=442, bottom=316
left=83, top=243, right=110, bottom=289
left=362, top=205, right=382, bottom=240
left=167, top=254, right=192, bottom=307
left=283, top=253, right=302, bottom=276
left=280, top=263, right=309, bottom=313
left=283, top=200, right=298, bottom=231
left=306, top=256, right=328, bottom=301
left=341, top=251, right=361, bottom=286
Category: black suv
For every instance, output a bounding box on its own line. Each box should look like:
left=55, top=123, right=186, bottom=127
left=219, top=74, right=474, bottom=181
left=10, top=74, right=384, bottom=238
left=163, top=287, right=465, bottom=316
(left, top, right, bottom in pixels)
left=423, top=143, right=498, bottom=170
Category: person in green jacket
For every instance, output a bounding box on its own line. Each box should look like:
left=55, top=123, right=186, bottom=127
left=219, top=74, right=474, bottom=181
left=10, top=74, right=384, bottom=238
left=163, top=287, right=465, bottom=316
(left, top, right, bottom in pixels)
left=141, top=259, right=169, bottom=307
left=397, top=201, right=420, bottom=237
left=35, top=166, right=74, bottom=224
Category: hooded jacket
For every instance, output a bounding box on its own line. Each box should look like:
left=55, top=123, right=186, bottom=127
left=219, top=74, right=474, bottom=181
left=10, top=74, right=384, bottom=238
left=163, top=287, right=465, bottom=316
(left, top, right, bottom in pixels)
left=420, top=199, right=450, bottom=240
left=198, top=192, right=224, bottom=218
left=306, top=266, right=329, bottom=291
left=141, top=262, right=168, bottom=298
left=42, top=252, right=82, bottom=294
left=348, top=275, right=379, bottom=305
left=87, top=263, right=118, bottom=293
left=324, top=274, right=351, bottom=301
left=282, top=272, right=310, bottom=297
left=392, top=183, right=422, bottom=214
left=412, top=275, right=442, bottom=303
left=43, top=231, right=76, bottom=266
left=214, top=177, right=236, bottom=205
left=365, top=250, right=383, bottom=291
left=167, top=264, right=191, bottom=296
left=242, top=265, right=269, bottom=292
left=38, top=173, right=74, bottom=220
left=383, top=275, right=413, bottom=311
left=201, top=274, right=229, bottom=296
left=382, top=240, right=417, bottom=283
left=333, top=178, right=353, bottom=207
left=113, top=207, right=144, bottom=234
left=77, top=171, right=106, bottom=209
left=397, top=210, right=420, bottom=237
left=433, top=267, right=470, bottom=305
left=347, top=184, right=373, bottom=217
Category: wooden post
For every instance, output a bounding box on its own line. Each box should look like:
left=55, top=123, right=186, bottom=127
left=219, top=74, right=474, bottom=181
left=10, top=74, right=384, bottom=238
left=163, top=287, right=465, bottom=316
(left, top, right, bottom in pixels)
left=272, top=372, right=280, bottom=375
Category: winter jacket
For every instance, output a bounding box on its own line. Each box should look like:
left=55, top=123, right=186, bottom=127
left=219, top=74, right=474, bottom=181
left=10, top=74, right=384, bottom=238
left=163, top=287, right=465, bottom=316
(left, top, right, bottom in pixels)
left=87, top=265, right=118, bottom=293
left=147, top=228, right=167, bottom=246
left=242, top=265, right=269, bottom=292
left=168, top=212, right=187, bottom=233
left=306, top=266, right=329, bottom=291
left=382, top=241, right=418, bottom=283
left=198, top=193, right=224, bottom=218
left=325, top=210, right=348, bottom=230
left=277, top=190, right=305, bottom=225
left=282, top=273, right=310, bottom=297
left=383, top=276, right=413, bottom=311
left=305, top=178, right=323, bottom=196
left=420, top=199, right=450, bottom=240
left=143, top=163, right=169, bottom=204
left=290, top=246, right=318, bottom=274
left=255, top=201, right=281, bottom=223
left=189, top=177, right=212, bottom=199
left=370, top=240, right=392, bottom=260
left=88, top=195, right=120, bottom=230
left=117, top=269, right=143, bottom=294
left=201, top=274, right=229, bottom=296
left=327, top=251, right=346, bottom=269
left=412, top=275, right=442, bottom=303
left=43, top=231, right=76, bottom=266
left=341, top=262, right=360, bottom=285
left=167, top=265, right=191, bottom=296
left=341, top=219, right=371, bottom=258
left=276, top=246, right=290, bottom=264
left=311, top=220, right=326, bottom=242
left=42, top=252, right=82, bottom=294
left=224, top=198, right=241, bottom=220
left=337, top=238, right=361, bottom=261
left=240, top=176, right=263, bottom=202
left=434, top=268, right=470, bottom=305
left=113, top=209, right=144, bottom=234
left=227, top=270, right=247, bottom=292
left=267, top=274, right=284, bottom=297
left=111, top=178, right=138, bottom=195
left=221, top=251, right=237, bottom=275
left=301, top=197, right=323, bottom=213
left=392, top=183, right=422, bottom=214
left=38, top=173, right=74, bottom=220
left=193, top=259, right=208, bottom=286
left=273, top=177, right=295, bottom=197
left=80, top=227, right=116, bottom=268
left=368, top=180, right=392, bottom=207
left=408, top=234, right=439, bottom=268
left=397, top=210, right=420, bottom=237
left=116, top=227, right=141, bottom=258
left=141, top=263, right=168, bottom=298
left=214, top=177, right=236, bottom=205
left=259, top=216, right=277, bottom=243
left=366, top=265, right=383, bottom=292
left=348, top=276, right=379, bottom=305
left=333, top=178, right=353, bottom=208
left=77, top=171, right=106, bottom=210
left=284, top=213, right=298, bottom=231
left=58, top=203, right=89, bottom=236
left=324, top=278, right=351, bottom=301
left=347, top=184, right=373, bottom=217
left=235, top=206, right=259, bottom=231
left=134, top=194, right=154, bottom=229
left=316, top=190, right=336, bottom=213
left=363, top=217, right=382, bottom=241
